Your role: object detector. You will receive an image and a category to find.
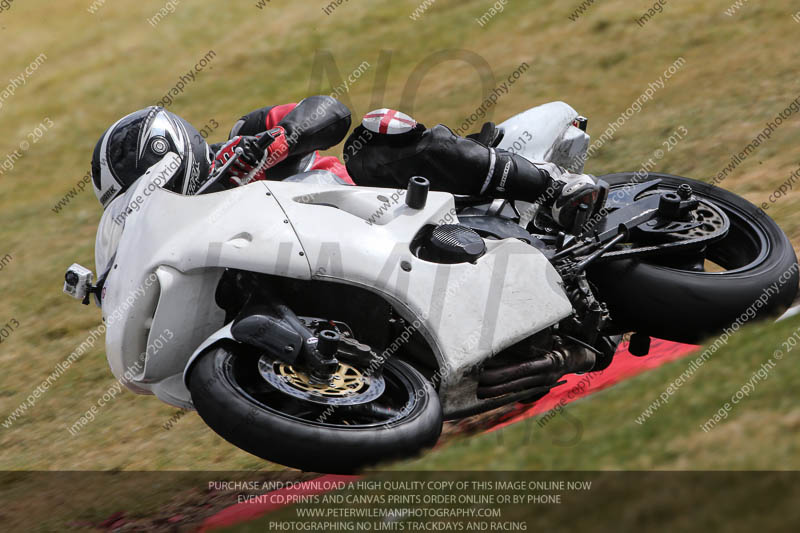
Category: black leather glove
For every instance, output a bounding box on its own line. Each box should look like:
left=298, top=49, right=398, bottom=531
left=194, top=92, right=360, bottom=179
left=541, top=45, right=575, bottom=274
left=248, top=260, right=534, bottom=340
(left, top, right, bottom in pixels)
left=236, top=135, right=268, bottom=168
left=211, top=133, right=274, bottom=185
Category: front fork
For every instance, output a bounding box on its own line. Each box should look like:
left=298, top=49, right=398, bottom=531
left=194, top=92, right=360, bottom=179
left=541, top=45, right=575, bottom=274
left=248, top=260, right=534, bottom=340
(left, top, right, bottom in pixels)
left=227, top=281, right=340, bottom=382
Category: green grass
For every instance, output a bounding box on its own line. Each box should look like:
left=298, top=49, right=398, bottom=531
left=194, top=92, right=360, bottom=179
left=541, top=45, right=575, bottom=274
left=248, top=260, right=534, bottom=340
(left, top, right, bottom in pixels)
left=1, top=0, right=799, bottom=474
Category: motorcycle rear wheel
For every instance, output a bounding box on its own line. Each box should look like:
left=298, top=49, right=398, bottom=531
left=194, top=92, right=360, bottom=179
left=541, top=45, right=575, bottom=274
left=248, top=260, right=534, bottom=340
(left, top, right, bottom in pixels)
left=588, top=172, right=798, bottom=344
left=188, top=344, right=443, bottom=473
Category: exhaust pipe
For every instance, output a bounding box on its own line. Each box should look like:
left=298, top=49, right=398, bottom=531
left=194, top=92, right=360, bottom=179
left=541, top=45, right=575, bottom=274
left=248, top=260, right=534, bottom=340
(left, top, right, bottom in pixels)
left=477, top=347, right=596, bottom=399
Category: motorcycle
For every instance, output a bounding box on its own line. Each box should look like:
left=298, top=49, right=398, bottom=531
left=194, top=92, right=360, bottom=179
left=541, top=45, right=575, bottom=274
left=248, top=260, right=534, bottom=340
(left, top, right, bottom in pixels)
left=64, top=102, right=798, bottom=473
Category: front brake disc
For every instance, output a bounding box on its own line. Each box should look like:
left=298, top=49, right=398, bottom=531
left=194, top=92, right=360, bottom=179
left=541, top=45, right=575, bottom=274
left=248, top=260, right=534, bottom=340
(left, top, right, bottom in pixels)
left=258, top=357, right=386, bottom=406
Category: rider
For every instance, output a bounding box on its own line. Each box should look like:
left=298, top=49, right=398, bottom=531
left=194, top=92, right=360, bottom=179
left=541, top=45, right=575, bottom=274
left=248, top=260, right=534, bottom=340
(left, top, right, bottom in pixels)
left=90, top=96, right=600, bottom=228
left=90, top=95, right=353, bottom=203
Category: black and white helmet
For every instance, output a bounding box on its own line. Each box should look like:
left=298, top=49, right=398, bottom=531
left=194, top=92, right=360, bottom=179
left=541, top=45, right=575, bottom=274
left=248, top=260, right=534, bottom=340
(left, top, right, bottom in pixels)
left=91, top=106, right=212, bottom=208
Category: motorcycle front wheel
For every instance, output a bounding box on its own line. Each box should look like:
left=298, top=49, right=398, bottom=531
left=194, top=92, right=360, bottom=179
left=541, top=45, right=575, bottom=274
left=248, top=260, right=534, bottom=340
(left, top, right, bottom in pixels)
left=588, top=172, right=798, bottom=344
left=188, top=344, right=443, bottom=473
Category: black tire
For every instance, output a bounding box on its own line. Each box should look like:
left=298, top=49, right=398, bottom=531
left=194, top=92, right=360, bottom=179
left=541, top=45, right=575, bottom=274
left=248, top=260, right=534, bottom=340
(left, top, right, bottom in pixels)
left=588, top=172, right=798, bottom=344
left=188, top=345, right=443, bottom=473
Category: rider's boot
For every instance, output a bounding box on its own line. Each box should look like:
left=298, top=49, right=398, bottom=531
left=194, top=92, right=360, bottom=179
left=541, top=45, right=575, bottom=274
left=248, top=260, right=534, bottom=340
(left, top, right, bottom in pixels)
left=534, top=162, right=605, bottom=230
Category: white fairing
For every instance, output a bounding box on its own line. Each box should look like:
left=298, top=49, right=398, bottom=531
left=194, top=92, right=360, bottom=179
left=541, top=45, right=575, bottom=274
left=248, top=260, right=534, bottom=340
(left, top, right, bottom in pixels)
left=98, top=105, right=580, bottom=414
left=497, top=101, right=590, bottom=172
left=100, top=154, right=310, bottom=404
